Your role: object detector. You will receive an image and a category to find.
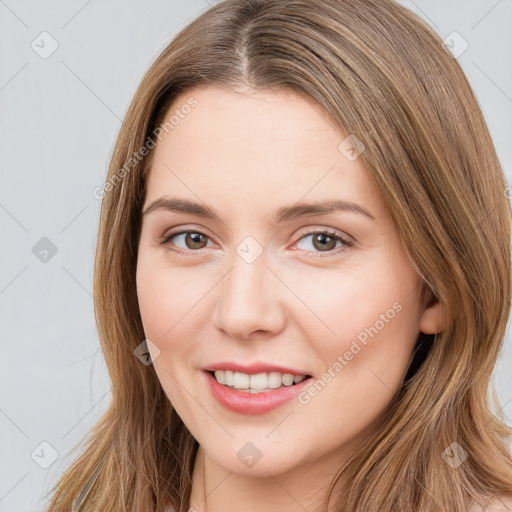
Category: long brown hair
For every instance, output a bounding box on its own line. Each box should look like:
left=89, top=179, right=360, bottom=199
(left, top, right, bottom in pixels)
left=46, top=0, right=512, bottom=510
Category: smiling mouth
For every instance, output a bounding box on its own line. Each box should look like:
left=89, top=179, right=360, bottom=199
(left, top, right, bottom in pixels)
left=206, top=370, right=313, bottom=393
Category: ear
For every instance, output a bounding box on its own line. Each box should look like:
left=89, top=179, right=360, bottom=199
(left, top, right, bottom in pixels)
left=418, top=287, right=446, bottom=335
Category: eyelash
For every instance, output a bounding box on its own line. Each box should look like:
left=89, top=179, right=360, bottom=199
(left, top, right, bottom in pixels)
left=159, top=228, right=354, bottom=258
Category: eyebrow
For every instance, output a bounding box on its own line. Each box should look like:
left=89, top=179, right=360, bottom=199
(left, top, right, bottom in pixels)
left=141, top=196, right=375, bottom=223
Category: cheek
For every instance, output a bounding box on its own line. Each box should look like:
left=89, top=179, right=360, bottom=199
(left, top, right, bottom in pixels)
left=135, top=252, right=214, bottom=395
left=289, top=260, right=421, bottom=376
left=136, top=257, right=202, bottom=412
left=291, top=276, right=420, bottom=446
left=136, top=250, right=203, bottom=340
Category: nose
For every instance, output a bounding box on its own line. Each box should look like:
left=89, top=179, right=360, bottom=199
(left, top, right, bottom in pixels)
left=212, top=250, right=288, bottom=341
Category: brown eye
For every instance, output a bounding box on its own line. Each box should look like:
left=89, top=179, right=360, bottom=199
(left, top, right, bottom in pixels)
left=161, top=230, right=211, bottom=253
left=294, top=229, right=353, bottom=257
left=183, top=232, right=208, bottom=249
left=311, top=233, right=338, bottom=251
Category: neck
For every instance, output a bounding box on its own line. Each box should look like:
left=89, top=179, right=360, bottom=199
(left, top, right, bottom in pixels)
left=188, top=444, right=353, bottom=512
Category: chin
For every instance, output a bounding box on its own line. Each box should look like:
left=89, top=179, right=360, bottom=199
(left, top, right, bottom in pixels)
left=201, top=436, right=305, bottom=477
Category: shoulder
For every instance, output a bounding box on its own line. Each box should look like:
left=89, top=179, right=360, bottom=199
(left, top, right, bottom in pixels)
left=469, top=496, right=512, bottom=511
left=468, top=436, right=512, bottom=511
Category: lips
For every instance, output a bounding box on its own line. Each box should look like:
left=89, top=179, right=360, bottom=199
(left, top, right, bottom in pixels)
left=203, top=361, right=311, bottom=376
left=201, top=361, right=314, bottom=414
left=204, top=370, right=314, bottom=414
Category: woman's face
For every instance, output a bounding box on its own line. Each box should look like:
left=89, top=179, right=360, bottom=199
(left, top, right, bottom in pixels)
left=136, top=85, right=441, bottom=479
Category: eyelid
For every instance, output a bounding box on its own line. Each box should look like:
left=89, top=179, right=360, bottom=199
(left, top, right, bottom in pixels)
left=293, top=226, right=354, bottom=245
left=160, top=226, right=215, bottom=255
left=290, top=228, right=354, bottom=257
left=160, top=225, right=354, bottom=257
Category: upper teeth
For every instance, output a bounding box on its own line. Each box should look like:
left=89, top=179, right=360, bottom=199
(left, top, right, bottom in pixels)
left=214, top=370, right=306, bottom=390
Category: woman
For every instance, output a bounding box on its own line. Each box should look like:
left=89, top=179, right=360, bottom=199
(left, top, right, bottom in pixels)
left=46, top=0, right=512, bottom=510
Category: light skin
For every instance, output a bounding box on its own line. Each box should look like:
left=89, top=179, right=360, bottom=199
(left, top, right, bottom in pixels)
left=136, top=84, right=445, bottom=511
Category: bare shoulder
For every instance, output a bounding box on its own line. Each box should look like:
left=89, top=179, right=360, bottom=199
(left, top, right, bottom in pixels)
left=470, top=496, right=512, bottom=511
left=470, top=435, right=512, bottom=510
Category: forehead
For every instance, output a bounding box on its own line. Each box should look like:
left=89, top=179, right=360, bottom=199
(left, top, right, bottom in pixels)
left=159, top=86, right=341, bottom=156
left=144, top=85, right=383, bottom=217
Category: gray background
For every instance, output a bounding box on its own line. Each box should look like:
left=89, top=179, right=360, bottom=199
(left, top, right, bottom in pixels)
left=0, top=1, right=510, bottom=510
